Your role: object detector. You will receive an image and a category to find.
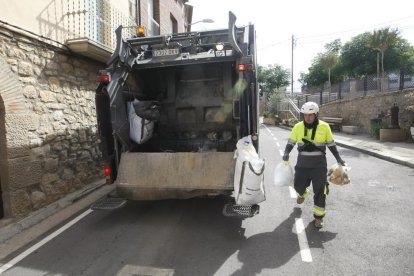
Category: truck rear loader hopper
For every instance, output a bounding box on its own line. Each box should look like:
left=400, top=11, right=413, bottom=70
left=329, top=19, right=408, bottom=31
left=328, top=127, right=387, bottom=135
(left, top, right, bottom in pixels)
left=94, top=12, right=259, bottom=215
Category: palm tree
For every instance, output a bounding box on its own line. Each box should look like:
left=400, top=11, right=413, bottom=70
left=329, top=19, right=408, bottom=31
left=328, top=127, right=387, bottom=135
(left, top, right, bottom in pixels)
left=319, top=52, right=339, bottom=87
left=368, top=27, right=400, bottom=78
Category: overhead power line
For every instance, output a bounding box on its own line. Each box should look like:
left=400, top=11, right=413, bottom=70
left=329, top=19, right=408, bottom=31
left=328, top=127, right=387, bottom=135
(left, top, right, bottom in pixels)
left=297, top=14, right=414, bottom=40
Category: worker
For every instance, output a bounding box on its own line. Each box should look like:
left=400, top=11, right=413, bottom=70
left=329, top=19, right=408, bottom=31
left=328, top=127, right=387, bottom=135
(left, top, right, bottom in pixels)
left=282, top=102, right=346, bottom=228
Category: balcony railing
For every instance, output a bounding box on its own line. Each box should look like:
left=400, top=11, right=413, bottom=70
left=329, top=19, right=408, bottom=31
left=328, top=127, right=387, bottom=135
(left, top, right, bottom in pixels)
left=63, top=0, right=136, bottom=61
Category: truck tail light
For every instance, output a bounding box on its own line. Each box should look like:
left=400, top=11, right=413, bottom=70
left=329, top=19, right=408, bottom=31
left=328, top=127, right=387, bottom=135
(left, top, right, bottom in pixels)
left=238, top=64, right=254, bottom=71
left=98, top=74, right=110, bottom=83
left=103, top=165, right=113, bottom=184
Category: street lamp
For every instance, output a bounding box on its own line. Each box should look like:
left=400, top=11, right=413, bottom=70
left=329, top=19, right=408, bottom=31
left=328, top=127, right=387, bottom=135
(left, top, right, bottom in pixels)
left=189, top=18, right=214, bottom=25
left=185, top=18, right=214, bottom=32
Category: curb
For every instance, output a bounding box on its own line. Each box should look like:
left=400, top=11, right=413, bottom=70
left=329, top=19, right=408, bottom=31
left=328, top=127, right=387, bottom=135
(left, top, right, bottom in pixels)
left=335, top=141, right=414, bottom=169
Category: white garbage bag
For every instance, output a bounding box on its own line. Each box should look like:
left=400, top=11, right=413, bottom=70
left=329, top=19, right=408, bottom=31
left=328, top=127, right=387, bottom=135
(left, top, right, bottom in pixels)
left=127, top=100, right=154, bottom=144
left=234, top=135, right=266, bottom=205
left=273, top=162, right=294, bottom=187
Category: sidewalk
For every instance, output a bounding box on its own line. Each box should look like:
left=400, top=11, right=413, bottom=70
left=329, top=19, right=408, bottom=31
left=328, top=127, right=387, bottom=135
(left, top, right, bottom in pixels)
left=271, top=122, right=414, bottom=169
left=334, top=132, right=414, bottom=169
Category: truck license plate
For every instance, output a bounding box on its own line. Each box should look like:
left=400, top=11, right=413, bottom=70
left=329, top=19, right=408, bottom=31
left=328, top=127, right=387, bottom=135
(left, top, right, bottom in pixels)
left=152, top=48, right=180, bottom=57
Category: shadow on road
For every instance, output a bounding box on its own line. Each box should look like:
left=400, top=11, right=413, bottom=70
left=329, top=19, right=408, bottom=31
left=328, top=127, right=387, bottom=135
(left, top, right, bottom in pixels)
left=232, top=207, right=337, bottom=276
left=4, top=198, right=337, bottom=276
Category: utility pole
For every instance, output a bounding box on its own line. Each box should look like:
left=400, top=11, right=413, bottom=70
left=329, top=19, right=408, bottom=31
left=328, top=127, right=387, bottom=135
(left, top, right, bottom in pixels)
left=291, top=34, right=294, bottom=98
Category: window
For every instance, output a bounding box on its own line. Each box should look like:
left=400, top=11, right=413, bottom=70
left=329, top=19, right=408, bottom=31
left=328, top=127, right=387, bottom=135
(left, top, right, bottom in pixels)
left=148, top=0, right=160, bottom=36
left=170, top=14, right=178, bottom=34
left=129, top=0, right=136, bottom=23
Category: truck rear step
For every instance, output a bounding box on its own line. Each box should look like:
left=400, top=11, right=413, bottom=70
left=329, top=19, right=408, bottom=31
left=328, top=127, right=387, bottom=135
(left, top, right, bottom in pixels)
left=222, top=203, right=260, bottom=218
left=91, top=197, right=127, bottom=210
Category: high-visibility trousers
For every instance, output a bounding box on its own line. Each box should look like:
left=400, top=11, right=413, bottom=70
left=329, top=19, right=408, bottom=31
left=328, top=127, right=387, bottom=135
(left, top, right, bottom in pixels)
left=294, top=166, right=329, bottom=219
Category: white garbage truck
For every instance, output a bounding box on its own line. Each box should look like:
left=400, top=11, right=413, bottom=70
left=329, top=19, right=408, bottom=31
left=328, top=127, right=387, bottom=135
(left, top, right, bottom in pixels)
left=93, top=12, right=263, bottom=217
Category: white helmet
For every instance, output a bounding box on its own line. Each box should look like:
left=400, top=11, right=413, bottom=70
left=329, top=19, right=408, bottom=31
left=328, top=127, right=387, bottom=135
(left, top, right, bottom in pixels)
left=300, top=102, right=319, bottom=114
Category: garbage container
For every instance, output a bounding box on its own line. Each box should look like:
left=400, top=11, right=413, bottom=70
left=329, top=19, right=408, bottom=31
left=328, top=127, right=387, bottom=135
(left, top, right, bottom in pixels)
left=370, top=118, right=383, bottom=138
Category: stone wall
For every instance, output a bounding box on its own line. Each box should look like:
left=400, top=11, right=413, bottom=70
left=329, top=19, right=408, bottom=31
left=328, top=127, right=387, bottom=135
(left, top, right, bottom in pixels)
left=0, top=26, right=104, bottom=218
left=319, top=88, right=414, bottom=138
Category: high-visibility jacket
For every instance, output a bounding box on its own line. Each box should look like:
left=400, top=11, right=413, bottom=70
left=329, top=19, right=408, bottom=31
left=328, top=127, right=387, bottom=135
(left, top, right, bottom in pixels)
left=287, top=120, right=335, bottom=168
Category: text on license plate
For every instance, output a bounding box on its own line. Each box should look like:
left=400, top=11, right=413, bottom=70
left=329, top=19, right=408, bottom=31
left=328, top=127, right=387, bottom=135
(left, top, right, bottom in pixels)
left=153, top=48, right=180, bottom=57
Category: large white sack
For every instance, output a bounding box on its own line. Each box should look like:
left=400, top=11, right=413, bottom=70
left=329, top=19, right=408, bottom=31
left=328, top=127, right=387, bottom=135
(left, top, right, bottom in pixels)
left=234, top=135, right=266, bottom=205
left=273, top=162, right=294, bottom=187
left=127, top=100, right=154, bottom=144
left=235, top=159, right=266, bottom=205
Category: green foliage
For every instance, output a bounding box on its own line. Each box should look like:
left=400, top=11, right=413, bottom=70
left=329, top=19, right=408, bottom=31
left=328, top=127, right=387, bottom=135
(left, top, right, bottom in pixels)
left=301, top=31, right=414, bottom=85
left=370, top=120, right=387, bottom=138
left=367, top=27, right=400, bottom=76
left=288, top=118, right=299, bottom=127
left=263, top=110, right=271, bottom=118
left=300, top=39, right=344, bottom=87
left=265, top=91, right=282, bottom=116
left=341, top=32, right=377, bottom=77
left=258, top=64, right=290, bottom=95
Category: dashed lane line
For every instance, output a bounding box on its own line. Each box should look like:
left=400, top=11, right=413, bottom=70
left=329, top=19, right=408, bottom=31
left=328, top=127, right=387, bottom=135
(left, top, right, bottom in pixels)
left=289, top=186, right=297, bottom=199
left=295, top=218, right=313, bottom=262
left=262, top=124, right=312, bottom=263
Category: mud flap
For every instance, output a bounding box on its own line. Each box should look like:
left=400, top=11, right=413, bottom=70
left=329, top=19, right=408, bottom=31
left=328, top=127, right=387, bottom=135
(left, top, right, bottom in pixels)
left=91, top=197, right=127, bottom=211
left=222, top=203, right=260, bottom=218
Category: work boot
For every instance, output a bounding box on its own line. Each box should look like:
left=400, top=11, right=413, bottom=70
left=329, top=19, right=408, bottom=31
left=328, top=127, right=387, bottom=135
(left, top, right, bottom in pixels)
left=314, top=218, right=324, bottom=228
left=296, top=188, right=310, bottom=204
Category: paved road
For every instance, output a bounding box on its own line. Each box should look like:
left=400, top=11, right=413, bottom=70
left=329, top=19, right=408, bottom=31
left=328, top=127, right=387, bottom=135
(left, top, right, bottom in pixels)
left=2, top=125, right=414, bottom=275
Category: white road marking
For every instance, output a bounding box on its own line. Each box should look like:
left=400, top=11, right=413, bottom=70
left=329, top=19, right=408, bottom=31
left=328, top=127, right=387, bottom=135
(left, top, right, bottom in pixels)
left=295, top=218, right=313, bottom=262
left=262, top=123, right=312, bottom=263
left=289, top=186, right=297, bottom=198
left=0, top=209, right=94, bottom=274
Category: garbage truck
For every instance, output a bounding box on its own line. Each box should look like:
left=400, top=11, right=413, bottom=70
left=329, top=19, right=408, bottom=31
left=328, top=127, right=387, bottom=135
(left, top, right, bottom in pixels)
left=93, top=12, right=261, bottom=217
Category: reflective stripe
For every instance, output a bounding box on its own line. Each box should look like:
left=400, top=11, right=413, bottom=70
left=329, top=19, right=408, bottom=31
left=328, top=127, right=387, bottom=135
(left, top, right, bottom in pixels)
left=298, top=188, right=311, bottom=199
left=326, top=141, right=336, bottom=147
left=314, top=142, right=326, bottom=146
left=299, top=151, right=325, bottom=156
left=288, top=138, right=297, bottom=145
left=312, top=206, right=326, bottom=216
left=324, top=185, right=328, bottom=195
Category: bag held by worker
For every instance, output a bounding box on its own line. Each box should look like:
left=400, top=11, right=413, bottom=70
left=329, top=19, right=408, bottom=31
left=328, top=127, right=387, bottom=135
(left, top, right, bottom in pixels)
left=127, top=100, right=154, bottom=144
left=327, top=163, right=351, bottom=185
left=273, top=162, right=294, bottom=187
left=234, top=135, right=266, bottom=205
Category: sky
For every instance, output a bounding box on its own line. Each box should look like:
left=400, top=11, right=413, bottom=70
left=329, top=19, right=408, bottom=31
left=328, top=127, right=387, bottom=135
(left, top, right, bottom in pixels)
left=188, top=0, right=414, bottom=92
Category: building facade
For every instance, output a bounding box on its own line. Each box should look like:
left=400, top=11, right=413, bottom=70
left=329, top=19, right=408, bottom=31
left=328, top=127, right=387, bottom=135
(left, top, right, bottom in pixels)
left=0, top=0, right=190, bottom=220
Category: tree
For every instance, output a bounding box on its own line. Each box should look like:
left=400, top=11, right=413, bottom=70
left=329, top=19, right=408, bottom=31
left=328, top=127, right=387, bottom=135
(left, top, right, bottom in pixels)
left=341, top=32, right=377, bottom=77
left=257, top=64, right=290, bottom=96
left=299, top=40, right=343, bottom=87
left=367, top=27, right=400, bottom=77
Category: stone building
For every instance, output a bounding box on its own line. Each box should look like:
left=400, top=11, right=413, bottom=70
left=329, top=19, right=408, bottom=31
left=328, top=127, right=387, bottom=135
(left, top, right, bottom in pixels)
left=0, top=0, right=191, bottom=220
